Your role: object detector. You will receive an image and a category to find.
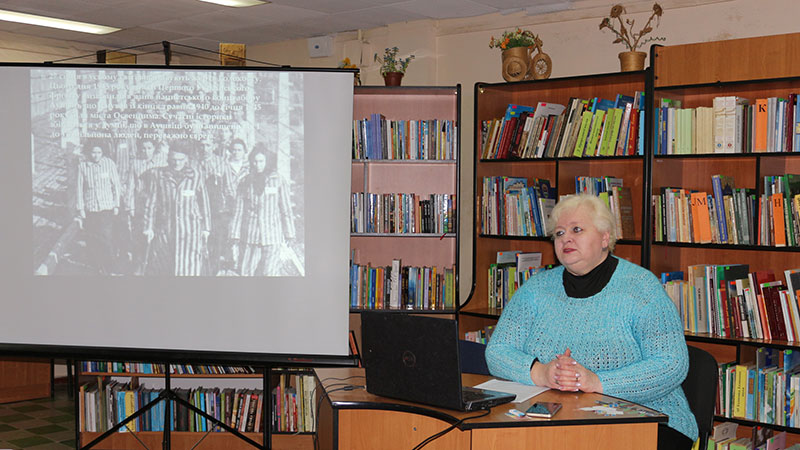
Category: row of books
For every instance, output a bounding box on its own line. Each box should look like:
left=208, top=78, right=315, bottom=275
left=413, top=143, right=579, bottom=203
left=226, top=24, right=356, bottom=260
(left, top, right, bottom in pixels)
left=716, top=347, right=800, bottom=428
left=709, top=422, right=795, bottom=450
left=463, top=325, right=495, bottom=344
left=80, top=361, right=255, bottom=375
left=352, top=115, right=458, bottom=161
left=654, top=94, right=800, bottom=155
left=79, top=374, right=316, bottom=434
left=480, top=176, right=556, bottom=237
left=653, top=174, right=800, bottom=247
left=349, top=260, right=455, bottom=310
left=661, top=264, right=800, bottom=340
left=350, top=192, right=456, bottom=234
left=487, top=251, right=546, bottom=310
left=480, top=93, right=645, bottom=160
left=273, top=372, right=316, bottom=433
left=575, top=176, right=636, bottom=240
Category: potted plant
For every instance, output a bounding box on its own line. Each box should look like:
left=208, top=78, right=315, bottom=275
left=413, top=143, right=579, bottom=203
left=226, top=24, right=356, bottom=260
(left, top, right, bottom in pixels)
left=374, top=47, right=414, bottom=86
left=599, top=3, right=665, bottom=71
left=489, top=28, right=551, bottom=82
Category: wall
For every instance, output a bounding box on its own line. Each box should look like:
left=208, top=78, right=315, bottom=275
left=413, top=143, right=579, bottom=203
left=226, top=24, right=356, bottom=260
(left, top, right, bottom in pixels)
left=2, top=0, right=796, bottom=307
left=247, top=0, right=800, bottom=306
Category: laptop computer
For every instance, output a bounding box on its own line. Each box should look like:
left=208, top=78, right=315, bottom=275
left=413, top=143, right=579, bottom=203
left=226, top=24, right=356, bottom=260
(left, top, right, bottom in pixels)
left=360, top=311, right=515, bottom=411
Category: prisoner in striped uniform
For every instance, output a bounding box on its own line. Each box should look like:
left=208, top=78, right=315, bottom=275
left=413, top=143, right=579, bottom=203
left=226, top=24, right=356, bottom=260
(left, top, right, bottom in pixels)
left=76, top=143, right=122, bottom=275
left=221, top=138, right=250, bottom=212
left=196, top=137, right=227, bottom=274
left=127, top=139, right=166, bottom=275
left=142, top=148, right=211, bottom=276
left=230, top=145, right=296, bottom=276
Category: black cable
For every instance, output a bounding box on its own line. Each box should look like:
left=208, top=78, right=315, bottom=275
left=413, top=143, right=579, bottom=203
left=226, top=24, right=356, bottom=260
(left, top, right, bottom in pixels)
left=319, top=375, right=365, bottom=383
left=411, top=408, right=492, bottom=450
left=48, top=42, right=163, bottom=63
left=168, top=50, right=226, bottom=64
left=45, top=40, right=284, bottom=66
left=169, top=42, right=282, bottom=67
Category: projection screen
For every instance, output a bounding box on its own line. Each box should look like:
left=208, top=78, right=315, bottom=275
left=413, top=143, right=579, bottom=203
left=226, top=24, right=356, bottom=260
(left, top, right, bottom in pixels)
left=0, top=64, right=354, bottom=364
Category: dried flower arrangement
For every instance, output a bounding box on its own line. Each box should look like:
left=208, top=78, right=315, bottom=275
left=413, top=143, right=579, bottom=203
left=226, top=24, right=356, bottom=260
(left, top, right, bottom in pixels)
left=599, top=3, right=665, bottom=52
left=489, top=28, right=541, bottom=51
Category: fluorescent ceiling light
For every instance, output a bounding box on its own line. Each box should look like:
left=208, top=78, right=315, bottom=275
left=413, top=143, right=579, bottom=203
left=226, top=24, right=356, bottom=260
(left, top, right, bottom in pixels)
left=198, top=0, right=269, bottom=6
left=0, top=9, right=120, bottom=34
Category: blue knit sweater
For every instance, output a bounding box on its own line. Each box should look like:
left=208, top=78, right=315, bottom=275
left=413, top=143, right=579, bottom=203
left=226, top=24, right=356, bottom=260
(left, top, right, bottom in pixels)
left=485, top=257, right=698, bottom=440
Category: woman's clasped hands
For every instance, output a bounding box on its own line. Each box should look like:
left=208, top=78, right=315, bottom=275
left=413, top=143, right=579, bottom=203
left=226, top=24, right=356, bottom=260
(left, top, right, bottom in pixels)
left=530, top=348, right=603, bottom=393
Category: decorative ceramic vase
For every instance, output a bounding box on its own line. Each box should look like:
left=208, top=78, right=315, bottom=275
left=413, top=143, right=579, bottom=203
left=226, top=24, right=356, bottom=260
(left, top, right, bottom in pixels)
left=501, top=47, right=532, bottom=82
left=618, top=51, right=647, bottom=72
left=383, top=72, right=403, bottom=86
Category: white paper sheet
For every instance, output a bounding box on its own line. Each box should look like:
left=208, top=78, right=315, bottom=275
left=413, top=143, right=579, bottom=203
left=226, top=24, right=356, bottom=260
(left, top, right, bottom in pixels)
left=473, top=379, right=549, bottom=403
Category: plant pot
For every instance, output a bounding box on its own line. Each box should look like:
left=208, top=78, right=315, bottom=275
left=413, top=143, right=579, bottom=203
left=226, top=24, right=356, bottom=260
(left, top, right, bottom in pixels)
left=618, top=51, right=647, bottom=72
left=383, top=72, right=403, bottom=86
left=501, top=47, right=532, bottom=82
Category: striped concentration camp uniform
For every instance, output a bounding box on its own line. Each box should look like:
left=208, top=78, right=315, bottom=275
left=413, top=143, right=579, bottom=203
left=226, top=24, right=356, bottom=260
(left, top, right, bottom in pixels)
left=77, top=157, right=121, bottom=213
left=76, top=156, right=121, bottom=274
left=230, top=173, right=295, bottom=276
left=143, top=166, right=211, bottom=276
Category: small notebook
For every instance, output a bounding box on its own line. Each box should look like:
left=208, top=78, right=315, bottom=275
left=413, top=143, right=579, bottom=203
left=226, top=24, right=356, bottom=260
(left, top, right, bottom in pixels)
left=361, top=311, right=515, bottom=411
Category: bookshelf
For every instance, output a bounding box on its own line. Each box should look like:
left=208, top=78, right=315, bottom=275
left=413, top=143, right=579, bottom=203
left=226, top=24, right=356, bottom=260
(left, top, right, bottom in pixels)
left=459, top=71, right=649, bottom=336
left=349, top=85, right=461, bottom=315
left=75, top=364, right=316, bottom=450
left=649, top=33, right=800, bottom=443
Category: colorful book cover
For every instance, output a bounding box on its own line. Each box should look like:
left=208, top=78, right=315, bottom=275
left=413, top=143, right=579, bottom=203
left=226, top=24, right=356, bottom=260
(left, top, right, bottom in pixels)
left=772, top=192, right=787, bottom=247
left=689, top=191, right=713, bottom=243
left=711, top=174, right=735, bottom=243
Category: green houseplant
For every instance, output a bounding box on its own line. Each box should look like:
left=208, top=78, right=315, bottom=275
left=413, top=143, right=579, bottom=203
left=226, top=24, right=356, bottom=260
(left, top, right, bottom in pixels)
left=374, top=47, right=414, bottom=86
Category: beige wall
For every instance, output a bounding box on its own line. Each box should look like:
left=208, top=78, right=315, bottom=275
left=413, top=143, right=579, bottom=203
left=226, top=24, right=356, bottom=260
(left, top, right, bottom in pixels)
left=3, top=0, right=797, bottom=306
left=248, top=0, right=800, bottom=305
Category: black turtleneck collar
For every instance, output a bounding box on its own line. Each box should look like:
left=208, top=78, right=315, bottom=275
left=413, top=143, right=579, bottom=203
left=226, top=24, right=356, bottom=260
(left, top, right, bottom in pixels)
left=562, top=253, right=618, bottom=298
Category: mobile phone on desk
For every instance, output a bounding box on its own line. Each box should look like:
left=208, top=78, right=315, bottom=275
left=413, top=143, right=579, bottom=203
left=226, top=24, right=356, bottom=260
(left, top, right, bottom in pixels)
left=525, top=401, right=562, bottom=418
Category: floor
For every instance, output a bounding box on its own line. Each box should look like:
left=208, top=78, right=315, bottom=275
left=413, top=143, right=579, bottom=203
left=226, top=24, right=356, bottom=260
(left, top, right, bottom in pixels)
left=0, top=384, right=75, bottom=449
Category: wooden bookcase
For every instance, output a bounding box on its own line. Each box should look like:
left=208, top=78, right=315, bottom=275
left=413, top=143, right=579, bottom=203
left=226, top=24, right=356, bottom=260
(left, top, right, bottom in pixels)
left=459, top=71, right=649, bottom=335
left=348, top=85, right=462, bottom=346
left=75, top=365, right=315, bottom=450
left=0, top=358, right=50, bottom=403
left=650, top=33, right=800, bottom=443
left=461, top=31, right=800, bottom=444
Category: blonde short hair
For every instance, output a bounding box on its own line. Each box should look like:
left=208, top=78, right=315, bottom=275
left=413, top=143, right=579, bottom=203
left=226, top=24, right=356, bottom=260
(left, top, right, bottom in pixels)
left=547, top=193, right=617, bottom=252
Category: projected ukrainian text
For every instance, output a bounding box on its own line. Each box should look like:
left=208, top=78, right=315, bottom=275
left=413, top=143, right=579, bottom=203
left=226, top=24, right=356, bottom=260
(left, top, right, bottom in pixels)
left=31, top=69, right=305, bottom=277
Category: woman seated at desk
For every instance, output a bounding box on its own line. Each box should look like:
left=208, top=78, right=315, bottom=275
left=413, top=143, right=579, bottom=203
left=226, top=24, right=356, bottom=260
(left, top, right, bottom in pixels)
left=485, top=194, right=697, bottom=450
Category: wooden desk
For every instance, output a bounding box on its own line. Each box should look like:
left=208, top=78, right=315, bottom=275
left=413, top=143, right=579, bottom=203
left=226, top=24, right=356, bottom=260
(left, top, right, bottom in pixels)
left=315, top=367, right=667, bottom=450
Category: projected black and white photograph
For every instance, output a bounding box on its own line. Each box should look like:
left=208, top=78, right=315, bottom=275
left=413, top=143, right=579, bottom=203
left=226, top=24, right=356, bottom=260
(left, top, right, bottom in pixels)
left=31, top=69, right=305, bottom=277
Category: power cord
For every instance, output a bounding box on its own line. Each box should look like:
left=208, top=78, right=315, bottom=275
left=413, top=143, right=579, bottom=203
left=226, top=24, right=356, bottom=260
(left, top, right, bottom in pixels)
left=411, top=408, right=492, bottom=450
left=312, top=375, right=366, bottom=450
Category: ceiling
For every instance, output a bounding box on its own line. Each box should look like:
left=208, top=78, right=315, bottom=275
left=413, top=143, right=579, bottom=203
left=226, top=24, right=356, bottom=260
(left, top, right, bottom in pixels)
left=0, top=0, right=571, bottom=55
